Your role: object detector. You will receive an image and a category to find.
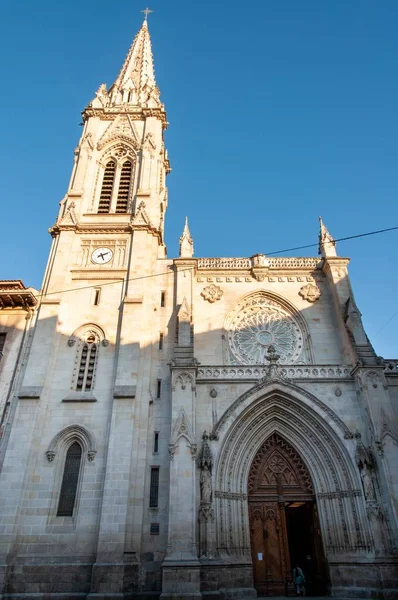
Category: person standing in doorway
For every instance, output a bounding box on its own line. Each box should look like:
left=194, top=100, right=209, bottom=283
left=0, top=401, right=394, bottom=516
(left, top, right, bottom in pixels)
left=293, top=563, right=306, bottom=596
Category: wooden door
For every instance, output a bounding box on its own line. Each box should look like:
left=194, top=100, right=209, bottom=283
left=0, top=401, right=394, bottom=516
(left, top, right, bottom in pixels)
left=248, top=433, right=315, bottom=596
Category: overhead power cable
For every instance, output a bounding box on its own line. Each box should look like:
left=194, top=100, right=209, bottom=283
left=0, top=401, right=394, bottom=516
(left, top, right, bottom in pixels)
left=32, top=223, right=397, bottom=299
left=265, top=225, right=398, bottom=256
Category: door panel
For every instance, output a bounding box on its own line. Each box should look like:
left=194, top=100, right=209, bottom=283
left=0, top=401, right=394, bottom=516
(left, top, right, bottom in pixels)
left=248, top=433, right=326, bottom=596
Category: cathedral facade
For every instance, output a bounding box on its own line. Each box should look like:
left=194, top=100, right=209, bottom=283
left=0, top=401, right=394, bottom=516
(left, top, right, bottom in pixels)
left=0, top=17, right=397, bottom=600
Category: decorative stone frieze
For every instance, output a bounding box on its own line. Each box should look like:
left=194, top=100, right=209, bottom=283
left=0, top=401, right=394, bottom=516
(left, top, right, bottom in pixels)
left=197, top=364, right=352, bottom=381
left=197, top=256, right=321, bottom=270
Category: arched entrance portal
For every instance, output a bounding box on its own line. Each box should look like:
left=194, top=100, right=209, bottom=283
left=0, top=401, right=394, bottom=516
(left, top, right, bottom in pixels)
left=248, top=433, right=327, bottom=596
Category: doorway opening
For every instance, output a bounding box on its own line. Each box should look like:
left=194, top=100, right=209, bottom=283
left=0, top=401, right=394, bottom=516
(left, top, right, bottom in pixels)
left=286, top=501, right=327, bottom=596
left=248, top=433, right=328, bottom=596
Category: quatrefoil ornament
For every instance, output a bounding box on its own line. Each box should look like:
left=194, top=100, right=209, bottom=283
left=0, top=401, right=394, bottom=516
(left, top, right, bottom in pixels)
left=201, top=284, right=223, bottom=303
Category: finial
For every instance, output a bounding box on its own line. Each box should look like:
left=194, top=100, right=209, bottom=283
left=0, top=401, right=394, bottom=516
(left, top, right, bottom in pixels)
left=179, top=217, right=194, bottom=258
left=141, top=7, right=153, bottom=22
left=318, top=216, right=337, bottom=258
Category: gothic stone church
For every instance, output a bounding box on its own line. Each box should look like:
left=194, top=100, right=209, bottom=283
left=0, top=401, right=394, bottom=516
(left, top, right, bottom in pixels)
left=0, top=16, right=397, bottom=600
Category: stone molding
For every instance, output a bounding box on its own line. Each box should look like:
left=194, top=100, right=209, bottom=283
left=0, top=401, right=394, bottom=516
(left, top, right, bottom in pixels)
left=197, top=257, right=321, bottom=270
left=62, top=393, right=97, bottom=402
left=169, top=407, right=197, bottom=459
left=197, top=364, right=352, bottom=382
left=83, top=105, right=168, bottom=127
left=214, top=391, right=372, bottom=556
left=46, top=424, right=97, bottom=463
left=212, top=379, right=353, bottom=441
left=18, top=386, right=42, bottom=399
left=113, top=385, right=136, bottom=398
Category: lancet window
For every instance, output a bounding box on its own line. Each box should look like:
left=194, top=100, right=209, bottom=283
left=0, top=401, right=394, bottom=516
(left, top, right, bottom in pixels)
left=96, top=148, right=136, bottom=214
left=116, top=160, right=133, bottom=213
left=57, top=442, right=82, bottom=517
left=98, top=160, right=116, bottom=213
left=69, top=327, right=104, bottom=393
left=76, top=332, right=98, bottom=392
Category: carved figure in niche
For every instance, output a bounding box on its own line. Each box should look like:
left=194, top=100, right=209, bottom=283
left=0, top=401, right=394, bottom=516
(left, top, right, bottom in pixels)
left=361, top=464, right=376, bottom=502
left=200, top=464, right=212, bottom=504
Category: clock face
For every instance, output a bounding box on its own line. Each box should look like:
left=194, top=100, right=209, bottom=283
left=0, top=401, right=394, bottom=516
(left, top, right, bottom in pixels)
left=91, top=247, right=113, bottom=265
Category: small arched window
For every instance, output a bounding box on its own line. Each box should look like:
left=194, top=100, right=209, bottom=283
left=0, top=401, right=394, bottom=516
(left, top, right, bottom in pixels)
left=116, top=160, right=133, bottom=213
left=98, top=160, right=116, bottom=213
left=76, top=332, right=98, bottom=392
left=57, top=442, right=82, bottom=517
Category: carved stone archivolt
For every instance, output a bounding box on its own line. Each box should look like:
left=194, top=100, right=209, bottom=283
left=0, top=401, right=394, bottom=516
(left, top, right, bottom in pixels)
left=225, top=292, right=304, bottom=365
left=214, top=385, right=373, bottom=555
left=46, top=424, right=97, bottom=463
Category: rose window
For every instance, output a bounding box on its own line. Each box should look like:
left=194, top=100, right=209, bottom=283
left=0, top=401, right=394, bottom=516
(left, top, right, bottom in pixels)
left=226, top=295, right=303, bottom=364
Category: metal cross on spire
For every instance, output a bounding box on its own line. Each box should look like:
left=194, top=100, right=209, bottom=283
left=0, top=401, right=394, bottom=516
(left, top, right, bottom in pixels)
left=141, top=7, right=153, bottom=21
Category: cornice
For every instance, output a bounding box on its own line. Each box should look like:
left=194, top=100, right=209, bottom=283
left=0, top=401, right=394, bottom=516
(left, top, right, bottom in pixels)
left=0, top=289, right=37, bottom=310
left=70, top=269, right=127, bottom=281
left=173, top=258, right=197, bottom=270
left=82, top=106, right=168, bottom=128
left=49, top=223, right=132, bottom=237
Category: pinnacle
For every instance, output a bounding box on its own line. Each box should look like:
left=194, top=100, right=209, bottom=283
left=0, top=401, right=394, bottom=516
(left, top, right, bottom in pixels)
left=106, top=16, right=161, bottom=109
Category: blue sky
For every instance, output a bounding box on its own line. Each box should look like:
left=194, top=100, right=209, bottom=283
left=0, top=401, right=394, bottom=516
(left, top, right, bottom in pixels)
left=1, top=0, right=397, bottom=357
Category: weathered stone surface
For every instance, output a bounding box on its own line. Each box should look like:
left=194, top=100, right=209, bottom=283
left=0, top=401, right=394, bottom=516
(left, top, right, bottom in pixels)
left=1, top=13, right=398, bottom=600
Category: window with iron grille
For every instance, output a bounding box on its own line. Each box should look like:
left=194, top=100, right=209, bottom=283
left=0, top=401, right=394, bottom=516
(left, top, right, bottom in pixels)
left=149, top=467, right=159, bottom=507
left=150, top=522, right=160, bottom=535
left=57, top=442, right=82, bottom=517
left=0, top=333, right=6, bottom=356
left=116, top=160, right=133, bottom=213
left=75, top=332, right=99, bottom=392
left=98, top=160, right=116, bottom=213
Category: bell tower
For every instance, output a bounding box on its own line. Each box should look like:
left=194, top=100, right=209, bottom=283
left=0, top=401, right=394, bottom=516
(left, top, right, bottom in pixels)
left=49, top=14, right=170, bottom=282
left=4, top=16, right=173, bottom=595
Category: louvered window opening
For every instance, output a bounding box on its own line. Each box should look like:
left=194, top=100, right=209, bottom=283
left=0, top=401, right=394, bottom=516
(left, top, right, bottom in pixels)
left=98, top=161, right=116, bottom=213
left=76, top=343, right=97, bottom=391
left=150, top=522, right=160, bottom=535
left=149, top=467, right=160, bottom=507
left=116, top=161, right=133, bottom=213
left=57, top=442, right=82, bottom=517
left=0, top=333, right=6, bottom=355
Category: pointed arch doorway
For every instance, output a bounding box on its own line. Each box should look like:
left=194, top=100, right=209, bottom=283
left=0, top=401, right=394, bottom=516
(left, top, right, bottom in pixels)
left=248, top=433, right=327, bottom=596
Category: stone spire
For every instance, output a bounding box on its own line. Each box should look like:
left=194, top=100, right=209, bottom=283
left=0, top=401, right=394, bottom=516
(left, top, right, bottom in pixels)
left=318, top=216, right=337, bottom=258
left=179, top=217, right=194, bottom=258
left=104, top=18, right=161, bottom=109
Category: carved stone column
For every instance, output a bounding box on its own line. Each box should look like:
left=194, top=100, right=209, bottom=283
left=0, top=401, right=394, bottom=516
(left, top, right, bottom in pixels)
left=161, top=366, right=201, bottom=600
left=353, top=366, right=398, bottom=546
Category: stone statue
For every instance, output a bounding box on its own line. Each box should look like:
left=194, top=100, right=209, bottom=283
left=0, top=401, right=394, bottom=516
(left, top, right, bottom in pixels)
left=361, top=464, right=376, bottom=502
left=200, top=464, right=212, bottom=504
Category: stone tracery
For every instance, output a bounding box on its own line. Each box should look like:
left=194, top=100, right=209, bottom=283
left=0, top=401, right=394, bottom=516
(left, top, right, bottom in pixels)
left=225, top=292, right=304, bottom=365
